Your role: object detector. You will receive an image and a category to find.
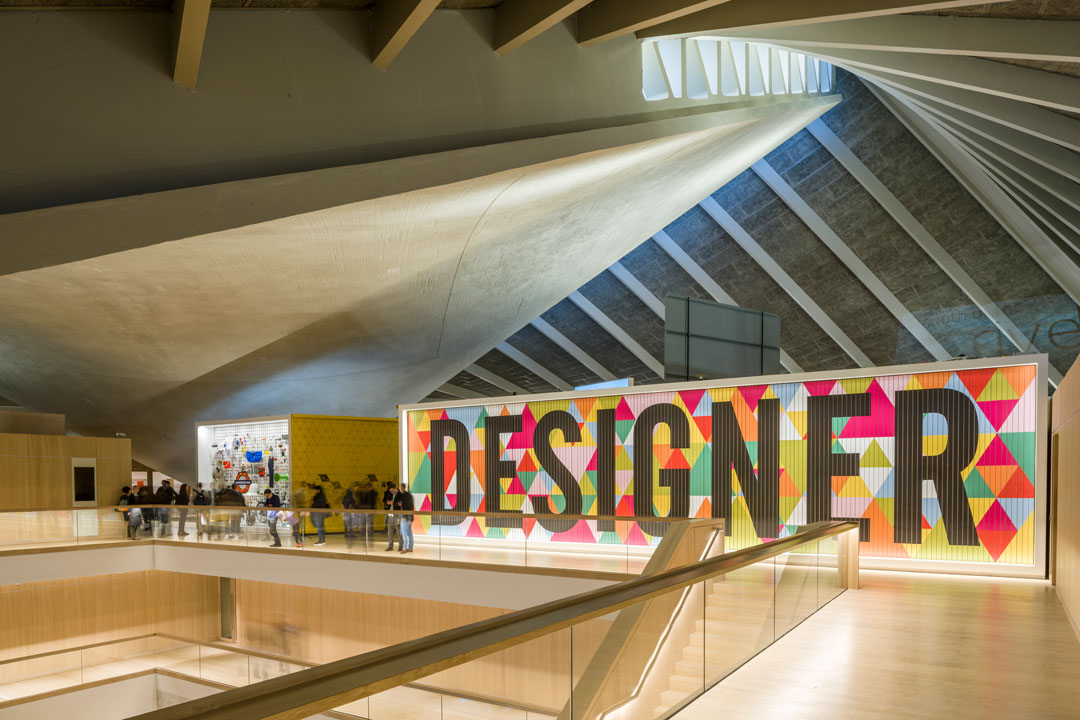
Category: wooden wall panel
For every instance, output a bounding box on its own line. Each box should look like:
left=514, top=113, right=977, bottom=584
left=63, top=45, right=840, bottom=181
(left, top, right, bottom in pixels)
left=233, top=579, right=606, bottom=711
left=1053, top=360, right=1080, bottom=640
left=0, top=410, right=65, bottom=436
left=0, top=433, right=132, bottom=510
left=0, top=571, right=219, bottom=664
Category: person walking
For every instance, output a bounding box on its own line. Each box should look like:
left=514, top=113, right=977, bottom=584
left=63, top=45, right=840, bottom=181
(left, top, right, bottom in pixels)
left=264, top=488, right=282, bottom=547
left=383, top=481, right=399, bottom=552
left=217, top=484, right=245, bottom=540
left=193, top=484, right=209, bottom=538
left=153, top=479, right=178, bottom=538
left=118, top=486, right=140, bottom=540
left=137, top=485, right=154, bottom=534
left=392, top=483, right=415, bottom=554
left=310, top=484, right=329, bottom=546
left=176, top=483, right=191, bottom=537
left=356, top=480, right=377, bottom=549
left=341, top=483, right=358, bottom=542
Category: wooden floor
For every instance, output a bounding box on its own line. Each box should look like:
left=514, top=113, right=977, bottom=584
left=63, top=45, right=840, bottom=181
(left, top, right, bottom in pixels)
left=673, top=570, right=1080, bottom=720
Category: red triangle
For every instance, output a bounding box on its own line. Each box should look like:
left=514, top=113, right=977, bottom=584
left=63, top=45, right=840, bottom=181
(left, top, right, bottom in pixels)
left=615, top=397, right=636, bottom=421
left=679, top=390, right=706, bottom=414
left=694, top=415, right=713, bottom=442
left=586, top=451, right=598, bottom=472
left=979, top=399, right=1019, bottom=431
left=616, top=495, right=635, bottom=516
left=506, top=476, right=526, bottom=494
left=922, top=515, right=933, bottom=530
left=523, top=517, right=536, bottom=536
left=443, top=451, right=457, bottom=482
left=977, top=435, right=1017, bottom=467
left=978, top=528, right=1017, bottom=561
left=958, top=368, right=996, bottom=400
left=446, top=494, right=457, bottom=509
left=998, top=467, right=1035, bottom=499
left=420, top=496, right=432, bottom=511
left=977, top=500, right=1016, bottom=532
left=667, top=449, right=691, bottom=470
left=739, top=385, right=769, bottom=412
left=805, top=380, right=837, bottom=396
left=518, top=453, right=537, bottom=472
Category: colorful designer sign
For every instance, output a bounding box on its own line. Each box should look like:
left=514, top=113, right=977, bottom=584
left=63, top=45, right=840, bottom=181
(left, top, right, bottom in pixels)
left=402, top=360, right=1044, bottom=567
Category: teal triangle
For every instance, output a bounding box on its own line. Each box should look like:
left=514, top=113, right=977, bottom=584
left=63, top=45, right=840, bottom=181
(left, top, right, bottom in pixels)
left=964, top=468, right=995, bottom=499
left=615, top=420, right=635, bottom=444
left=745, top=441, right=758, bottom=466
left=411, top=455, right=431, bottom=493
left=475, top=408, right=488, bottom=429
left=690, top=445, right=711, bottom=495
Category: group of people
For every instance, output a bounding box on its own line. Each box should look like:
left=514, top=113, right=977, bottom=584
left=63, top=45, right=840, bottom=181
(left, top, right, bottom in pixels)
left=118, top=478, right=416, bottom=552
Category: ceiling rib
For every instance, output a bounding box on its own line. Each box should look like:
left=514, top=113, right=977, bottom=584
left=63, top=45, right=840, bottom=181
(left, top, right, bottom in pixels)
left=806, top=118, right=1066, bottom=386
left=465, top=364, right=531, bottom=395
left=779, top=45, right=1080, bottom=115
left=567, top=291, right=665, bottom=376
left=371, top=0, right=440, bottom=69
left=494, top=0, right=594, bottom=55
left=979, top=156, right=1080, bottom=256
left=530, top=318, right=617, bottom=382
left=751, top=159, right=952, bottom=362
left=608, top=263, right=667, bottom=318
left=171, top=0, right=211, bottom=92
left=577, top=0, right=733, bottom=47
left=495, top=343, right=573, bottom=392
left=635, top=0, right=1018, bottom=39
left=718, top=15, right=1080, bottom=62
left=691, top=204, right=874, bottom=368
left=438, top=383, right=483, bottom=400
left=865, top=80, right=1080, bottom=309
left=651, top=229, right=805, bottom=373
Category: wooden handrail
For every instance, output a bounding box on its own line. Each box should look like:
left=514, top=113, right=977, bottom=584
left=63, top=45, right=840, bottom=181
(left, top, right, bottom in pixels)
left=127, top=521, right=858, bottom=720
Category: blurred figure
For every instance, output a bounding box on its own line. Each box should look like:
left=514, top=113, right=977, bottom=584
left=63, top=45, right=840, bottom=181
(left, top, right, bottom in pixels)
left=153, top=479, right=178, bottom=538
left=391, top=483, right=415, bottom=554
left=356, top=480, right=377, bottom=549
left=341, top=483, right=358, bottom=542
left=384, top=482, right=400, bottom=552
left=117, top=486, right=139, bottom=540
left=176, top=483, right=191, bottom=537
left=193, top=483, right=209, bottom=537
left=216, top=483, right=246, bottom=540
left=309, top=484, right=329, bottom=546
left=137, top=485, right=153, bottom=533
left=264, top=488, right=282, bottom=547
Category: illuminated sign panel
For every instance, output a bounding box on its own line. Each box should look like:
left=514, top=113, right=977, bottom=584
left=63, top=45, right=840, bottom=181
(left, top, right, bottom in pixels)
left=400, top=358, right=1045, bottom=572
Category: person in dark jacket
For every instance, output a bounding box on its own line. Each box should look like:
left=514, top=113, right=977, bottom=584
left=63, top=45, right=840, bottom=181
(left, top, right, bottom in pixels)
left=193, top=484, right=209, bottom=537
left=153, top=480, right=178, bottom=537
left=310, top=484, right=329, bottom=546
left=391, top=483, right=415, bottom=553
left=176, top=483, right=191, bottom=537
left=264, top=488, right=283, bottom=547
left=137, top=485, right=154, bottom=532
left=383, top=481, right=398, bottom=551
left=118, top=486, right=139, bottom=540
left=341, top=484, right=358, bottom=541
left=216, top=484, right=246, bottom=539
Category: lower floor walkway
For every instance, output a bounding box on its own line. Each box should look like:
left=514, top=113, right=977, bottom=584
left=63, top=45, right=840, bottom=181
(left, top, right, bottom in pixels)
left=674, top=570, right=1080, bottom=720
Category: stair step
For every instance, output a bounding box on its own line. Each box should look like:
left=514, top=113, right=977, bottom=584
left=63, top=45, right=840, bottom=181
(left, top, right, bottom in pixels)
left=667, top=674, right=703, bottom=694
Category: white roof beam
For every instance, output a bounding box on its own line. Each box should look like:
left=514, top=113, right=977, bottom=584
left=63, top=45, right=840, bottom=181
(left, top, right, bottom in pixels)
left=638, top=0, right=1019, bottom=39
left=982, top=161, right=1080, bottom=259
left=608, top=262, right=666, bottom=318
left=495, top=343, right=573, bottom=392
left=171, top=0, right=211, bottom=92
left=779, top=45, right=1080, bottom=115
left=438, top=383, right=484, bottom=400
left=865, top=80, right=1080, bottom=308
left=494, top=0, right=596, bottom=56
left=719, top=16, right=1080, bottom=62
left=899, top=94, right=1080, bottom=185
left=530, top=317, right=618, bottom=382
left=751, top=159, right=952, bottom=362
left=568, top=291, right=665, bottom=376
left=784, top=46, right=1080, bottom=153
left=651, top=230, right=804, bottom=373
left=465, top=364, right=531, bottom=396
left=577, top=0, right=733, bottom=47
left=806, top=118, right=1066, bottom=385
left=370, top=0, right=440, bottom=69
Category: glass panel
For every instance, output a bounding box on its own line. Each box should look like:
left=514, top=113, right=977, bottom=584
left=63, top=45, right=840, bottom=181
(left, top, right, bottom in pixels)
left=0, top=510, right=76, bottom=548
left=198, top=645, right=249, bottom=686
left=702, top=559, right=776, bottom=687
left=0, top=649, right=84, bottom=699
left=773, top=539, right=818, bottom=638
left=817, top=533, right=843, bottom=608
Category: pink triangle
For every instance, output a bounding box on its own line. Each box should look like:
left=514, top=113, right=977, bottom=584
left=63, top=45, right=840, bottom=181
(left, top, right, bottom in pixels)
left=839, top=379, right=895, bottom=438
left=615, top=397, right=636, bottom=421
left=979, top=399, right=1019, bottom=432
left=506, top=476, right=526, bottom=494
left=420, top=496, right=432, bottom=511
left=678, top=390, right=706, bottom=414
left=586, top=451, right=598, bottom=472
left=739, top=385, right=769, bottom=412
left=976, top=500, right=1016, bottom=532
left=977, top=435, right=1017, bottom=467
left=466, top=519, right=485, bottom=538
left=506, top=405, right=536, bottom=449
left=445, top=494, right=456, bottom=508
left=805, top=380, right=837, bottom=396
